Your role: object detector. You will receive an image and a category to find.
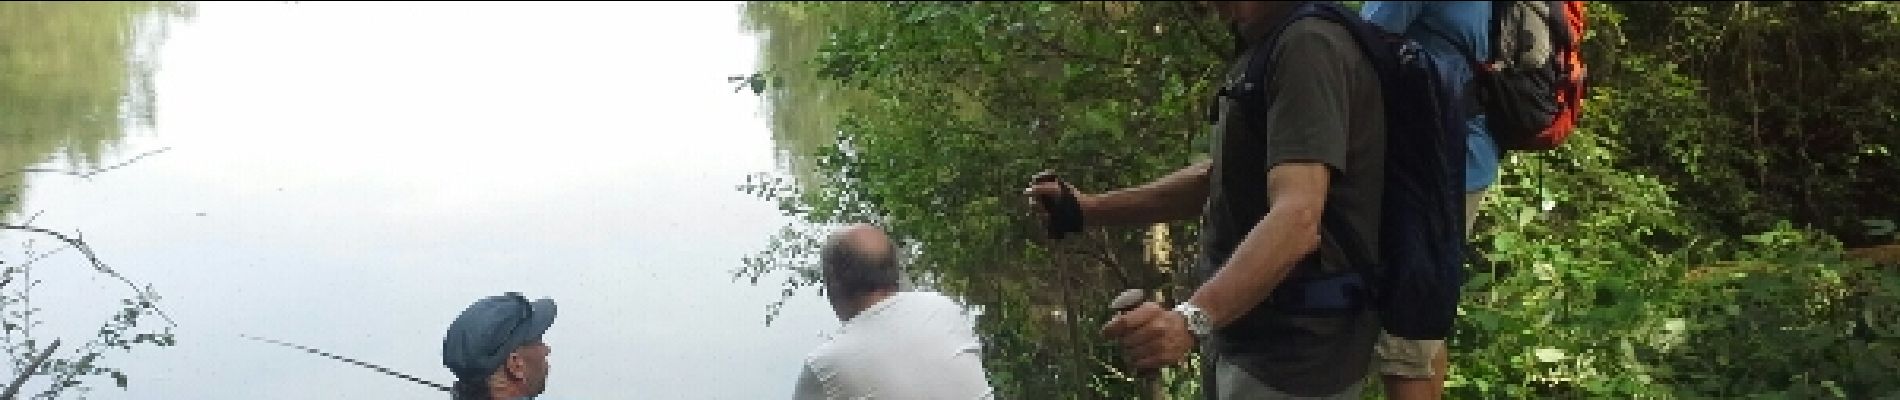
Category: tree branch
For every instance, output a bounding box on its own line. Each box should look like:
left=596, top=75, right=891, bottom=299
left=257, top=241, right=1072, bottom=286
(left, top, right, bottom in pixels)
left=3, top=147, right=172, bottom=180
left=1, top=224, right=175, bottom=327
left=1, top=339, right=61, bottom=400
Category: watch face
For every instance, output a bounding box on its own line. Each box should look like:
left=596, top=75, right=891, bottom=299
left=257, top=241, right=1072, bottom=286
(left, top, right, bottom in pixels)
left=1177, top=304, right=1210, bottom=337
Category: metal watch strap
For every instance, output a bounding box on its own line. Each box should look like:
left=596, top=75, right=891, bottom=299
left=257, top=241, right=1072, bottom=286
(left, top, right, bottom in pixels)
left=1173, top=302, right=1211, bottom=340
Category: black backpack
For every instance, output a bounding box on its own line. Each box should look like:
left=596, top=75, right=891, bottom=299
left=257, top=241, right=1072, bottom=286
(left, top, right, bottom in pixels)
left=1222, top=1, right=1468, bottom=340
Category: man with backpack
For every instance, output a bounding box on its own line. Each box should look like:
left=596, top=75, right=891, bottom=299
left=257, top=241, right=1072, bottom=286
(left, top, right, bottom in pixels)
left=1360, top=2, right=1493, bottom=399
left=1362, top=2, right=1588, bottom=398
left=1022, top=1, right=1469, bottom=397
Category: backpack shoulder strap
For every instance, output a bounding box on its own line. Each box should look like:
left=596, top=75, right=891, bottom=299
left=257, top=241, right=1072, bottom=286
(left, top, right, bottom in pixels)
left=1232, top=2, right=1323, bottom=94
left=1418, top=22, right=1485, bottom=69
left=1231, top=2, right=1395, bottom=102
left=1549, top=1, right=1579, bottom=51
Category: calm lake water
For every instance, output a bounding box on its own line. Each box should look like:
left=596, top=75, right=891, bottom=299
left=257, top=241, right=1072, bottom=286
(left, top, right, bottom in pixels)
left=10, top=2, right=837, bottom=398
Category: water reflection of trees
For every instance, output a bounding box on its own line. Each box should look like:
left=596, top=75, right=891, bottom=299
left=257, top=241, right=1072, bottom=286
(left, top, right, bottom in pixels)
left=738, top=2, right=880, bottom=194
left=0, top=1, right=193, bottom=216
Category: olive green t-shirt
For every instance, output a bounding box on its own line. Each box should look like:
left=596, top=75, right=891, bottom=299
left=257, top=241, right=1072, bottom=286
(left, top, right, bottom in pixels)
left=1196, top=17, right=1387, bottom=396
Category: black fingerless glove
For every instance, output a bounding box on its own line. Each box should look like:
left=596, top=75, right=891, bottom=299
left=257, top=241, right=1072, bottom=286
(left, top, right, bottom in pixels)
left=1033, top=172, right=1085, bottom=240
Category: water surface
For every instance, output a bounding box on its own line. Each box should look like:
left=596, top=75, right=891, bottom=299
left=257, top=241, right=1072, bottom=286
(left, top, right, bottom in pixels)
left=13, top=2, right=836, bottom=398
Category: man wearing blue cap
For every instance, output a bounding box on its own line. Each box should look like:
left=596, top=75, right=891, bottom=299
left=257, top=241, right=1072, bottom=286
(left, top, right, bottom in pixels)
left=443, top=292, right=558, bottom=400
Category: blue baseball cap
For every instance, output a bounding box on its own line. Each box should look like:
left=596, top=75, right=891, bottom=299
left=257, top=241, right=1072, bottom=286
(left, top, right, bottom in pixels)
left=442, top=292, right=557, bottom=382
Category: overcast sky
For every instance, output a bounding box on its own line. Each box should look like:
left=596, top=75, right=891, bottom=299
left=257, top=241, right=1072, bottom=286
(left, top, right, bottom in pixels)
left=15, top=2, right=839, bottom=398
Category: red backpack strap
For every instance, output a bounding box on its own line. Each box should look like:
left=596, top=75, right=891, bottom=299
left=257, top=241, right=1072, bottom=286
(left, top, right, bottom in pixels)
left=1540, top=1, right=1589, bottom=148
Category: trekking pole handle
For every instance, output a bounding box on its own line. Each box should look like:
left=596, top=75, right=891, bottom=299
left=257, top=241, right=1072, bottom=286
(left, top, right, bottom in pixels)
left=1106, top=288, right=1166, bottom=398
left=1108, top=288, right=1147, bottom=314
left=1031, top=171, right=1085, bottom=240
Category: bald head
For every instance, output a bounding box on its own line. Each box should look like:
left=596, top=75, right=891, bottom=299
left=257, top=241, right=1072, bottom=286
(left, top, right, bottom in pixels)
left=820, top=224, right=901, bottom=319
left=828, top=224, right=894, bottom=262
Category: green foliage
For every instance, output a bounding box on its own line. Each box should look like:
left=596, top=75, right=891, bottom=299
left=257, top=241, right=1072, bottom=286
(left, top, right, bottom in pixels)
left=1, top=234, right=176, bottom=399
left=738, top=3, right=1222, bottom=398
left=0, top=3, right=189, bottom=397
left=738, top=2, right=1900, bottom=398
left=1606, top=1, right=1900, bottom=249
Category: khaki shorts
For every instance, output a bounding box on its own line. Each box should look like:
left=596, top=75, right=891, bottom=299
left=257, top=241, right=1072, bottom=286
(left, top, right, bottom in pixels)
left=1373, top=190, right=1484, bottom=378
left=1374, top=332, right=1445, bottom=378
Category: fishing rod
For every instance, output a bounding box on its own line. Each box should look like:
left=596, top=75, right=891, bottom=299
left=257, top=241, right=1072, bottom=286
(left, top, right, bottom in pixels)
left=239, top=334, right=450, bottom=392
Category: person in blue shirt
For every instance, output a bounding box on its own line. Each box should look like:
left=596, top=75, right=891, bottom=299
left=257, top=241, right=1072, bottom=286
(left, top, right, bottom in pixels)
left=1362, top=2, right=1494, bottom=400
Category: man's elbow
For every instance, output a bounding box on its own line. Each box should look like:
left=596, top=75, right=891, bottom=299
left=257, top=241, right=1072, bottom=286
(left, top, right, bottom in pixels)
left=1278, top=200, right=1326, bottom=256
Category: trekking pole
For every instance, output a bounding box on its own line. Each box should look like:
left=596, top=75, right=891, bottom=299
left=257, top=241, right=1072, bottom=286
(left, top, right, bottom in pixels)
left=239, top=334, right=450, bottom=392
left=1033, top=170, right=1089, bottom=396
left=1108, top=289, right=1165, bottom=400
left=1034, top=171, right=1164, bottom=399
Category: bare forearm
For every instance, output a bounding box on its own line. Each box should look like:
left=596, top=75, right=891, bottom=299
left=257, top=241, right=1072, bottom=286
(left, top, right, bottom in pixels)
left=1082, top=160, right=1211, bottom=226
left=1185, top=164, right=1328, bottom=327
left=1185, top=204, right=1321, bottom=327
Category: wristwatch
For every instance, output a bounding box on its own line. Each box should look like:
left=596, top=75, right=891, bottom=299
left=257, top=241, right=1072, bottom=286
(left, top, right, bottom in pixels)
left=1173, top=302, right=1212, bottom=342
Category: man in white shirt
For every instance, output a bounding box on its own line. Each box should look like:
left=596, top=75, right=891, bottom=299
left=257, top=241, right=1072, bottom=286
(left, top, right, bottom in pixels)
left=792, top=224, right=996, bottom=400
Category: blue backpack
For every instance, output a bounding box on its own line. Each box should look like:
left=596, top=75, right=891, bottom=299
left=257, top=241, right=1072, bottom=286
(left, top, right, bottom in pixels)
left=1223, top=1, right=1468, bottom=340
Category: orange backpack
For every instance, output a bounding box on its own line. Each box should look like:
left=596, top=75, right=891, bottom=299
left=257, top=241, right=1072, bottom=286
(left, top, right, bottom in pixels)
left=1436, top=1, right=1589, bottom=151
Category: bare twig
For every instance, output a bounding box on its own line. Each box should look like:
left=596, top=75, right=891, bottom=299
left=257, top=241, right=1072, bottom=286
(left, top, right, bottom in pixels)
left=16, top=246, right=69, bottom=271
left=1, top=339, right=62, bottom=400
left=239, top=335, right=450, bottom=392
left=3, top=147, right=173, bottom=180
left=1, top=147, right=179, bottom=327
left=0, top=224, right=176, bottom=327
left=20, top=211, right=43, bottom=227
left=1052, top=242, right=1088, bottom=395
